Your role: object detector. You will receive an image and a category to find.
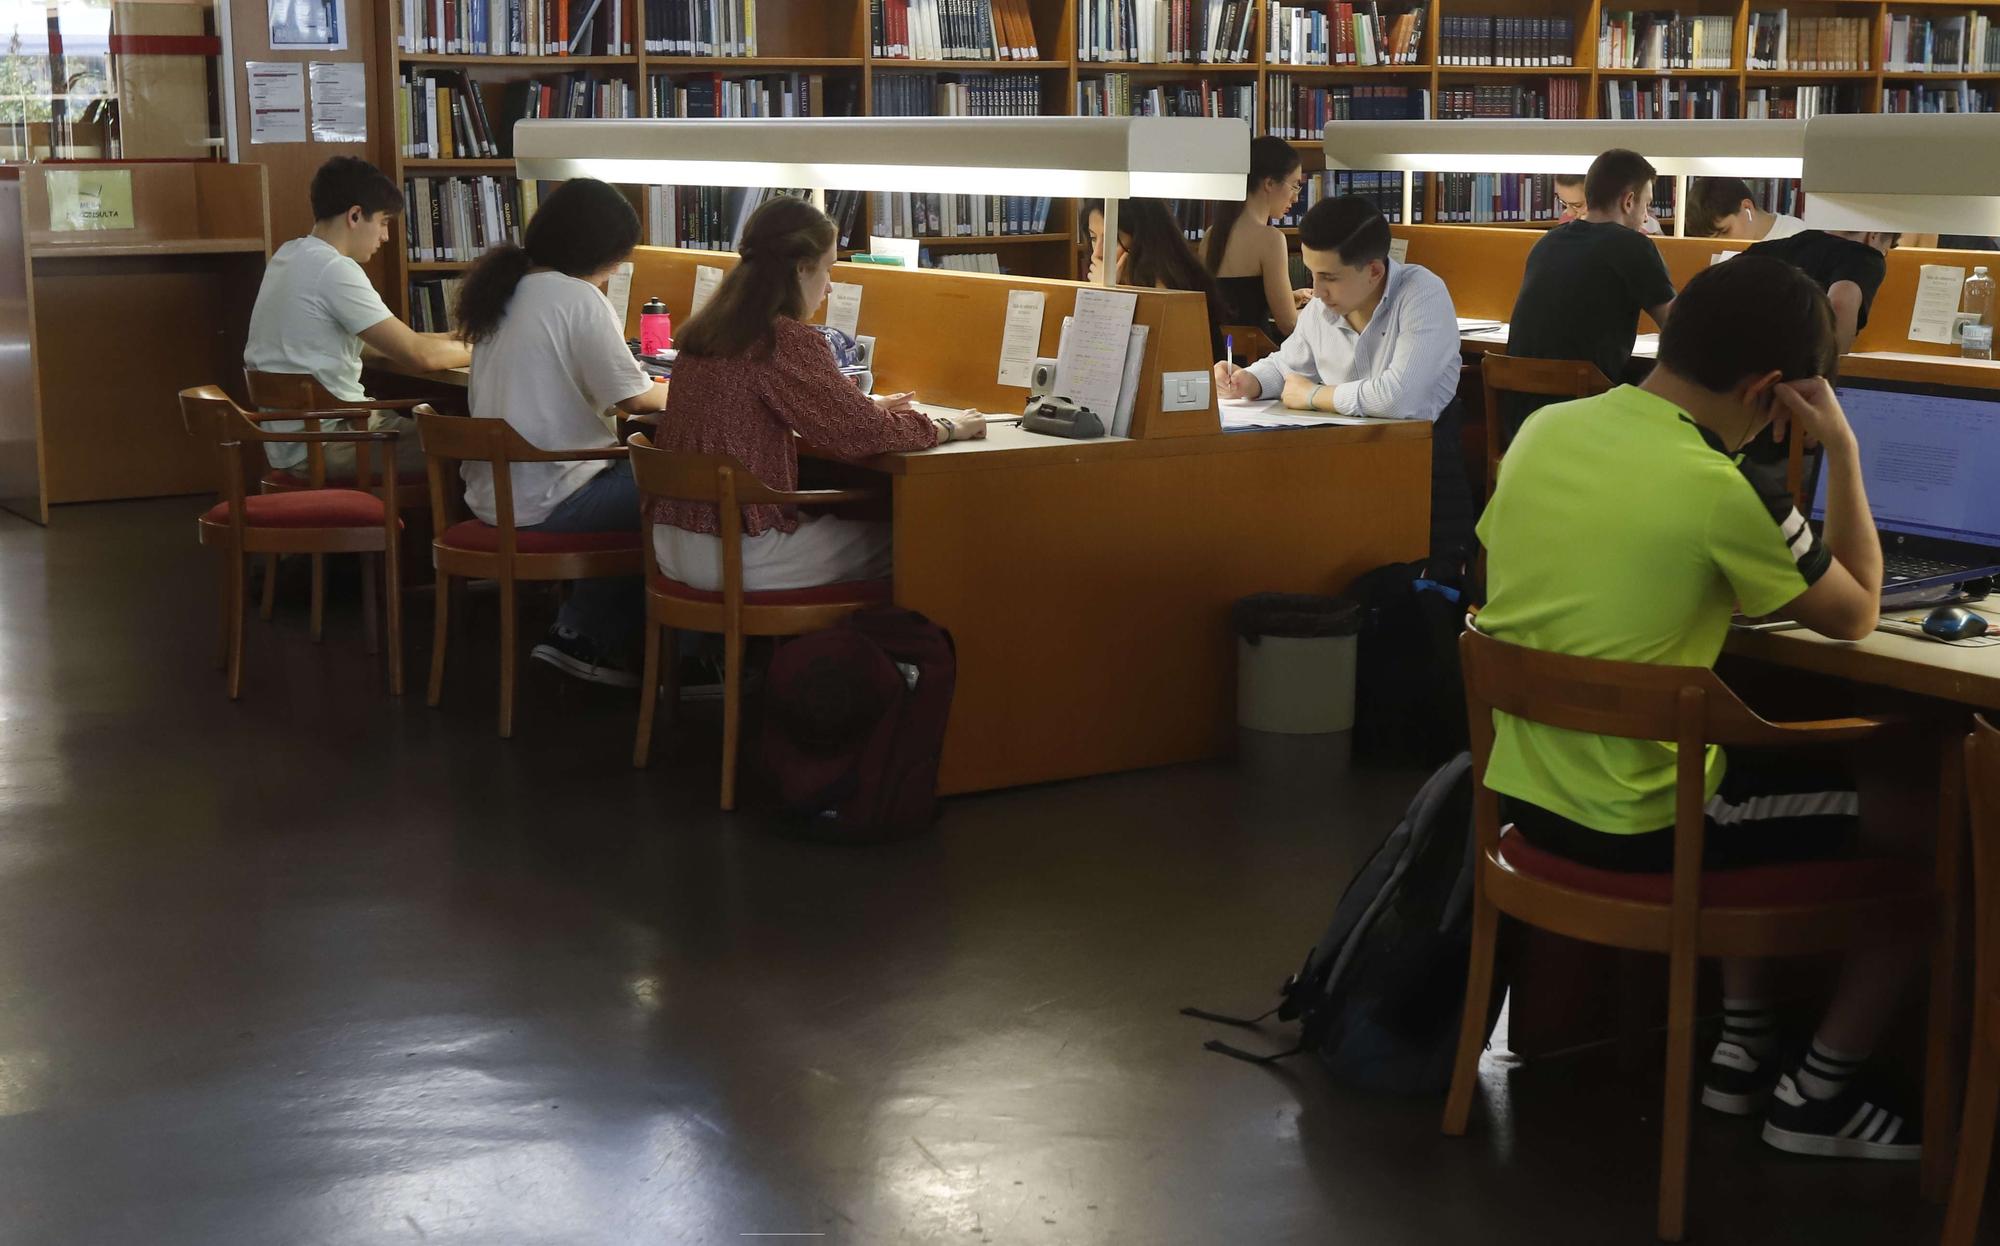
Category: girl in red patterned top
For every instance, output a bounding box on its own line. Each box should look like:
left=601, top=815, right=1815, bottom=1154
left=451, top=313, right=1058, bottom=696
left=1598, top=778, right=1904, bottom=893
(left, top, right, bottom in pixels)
left=651, top=197, right=986, bottom=591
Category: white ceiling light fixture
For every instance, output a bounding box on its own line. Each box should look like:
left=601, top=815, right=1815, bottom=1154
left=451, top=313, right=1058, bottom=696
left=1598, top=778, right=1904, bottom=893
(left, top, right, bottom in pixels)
left=1800, top=113, right=2000, bottom=235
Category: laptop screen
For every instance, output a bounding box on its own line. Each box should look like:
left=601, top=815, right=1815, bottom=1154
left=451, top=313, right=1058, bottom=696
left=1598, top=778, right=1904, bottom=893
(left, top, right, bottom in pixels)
left=1812, top=383, right=2000, bottom=548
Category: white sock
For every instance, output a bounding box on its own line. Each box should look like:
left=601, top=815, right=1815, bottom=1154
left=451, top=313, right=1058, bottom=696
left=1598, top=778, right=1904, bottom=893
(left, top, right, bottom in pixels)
left=1720, top=997, right=1778, bottom=1061
left=1794, top=1037, right=1868, bottom=1101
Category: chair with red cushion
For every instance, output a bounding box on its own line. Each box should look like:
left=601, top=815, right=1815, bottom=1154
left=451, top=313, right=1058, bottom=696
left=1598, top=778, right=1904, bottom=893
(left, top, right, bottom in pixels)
left=415, top=407, right=643, bottom=739
left=1944, top=714, right=2000, bottom=1246
left=179, top=385, right=404, bottom=700
left=627, top=435, right=888, bottom=811
left=1443, top=624, right=1945, bottom=1242
left=245, top=370, right=430, bottom=626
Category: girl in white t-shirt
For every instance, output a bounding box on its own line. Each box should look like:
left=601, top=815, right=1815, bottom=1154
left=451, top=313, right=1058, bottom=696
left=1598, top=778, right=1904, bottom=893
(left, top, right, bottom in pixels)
left=453, top=178, right=669, bottom=688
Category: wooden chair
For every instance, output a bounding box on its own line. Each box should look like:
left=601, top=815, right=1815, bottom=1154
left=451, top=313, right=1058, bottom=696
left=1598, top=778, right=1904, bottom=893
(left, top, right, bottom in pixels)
left=1218, top=323, right=1281, bottom=365
left=178, top=386, right=404, bottom=700
left=628, top=434, right=890, bottom=810
left=1478, top=353, right=1612, bottom=499
left=244, top=371, right=428, bottom=627
left=1944, top=714, right=2000, bottom=1246
left=1445, top=624, right=1942, bottom=1242
left=415, top=407, right=643, bottom=739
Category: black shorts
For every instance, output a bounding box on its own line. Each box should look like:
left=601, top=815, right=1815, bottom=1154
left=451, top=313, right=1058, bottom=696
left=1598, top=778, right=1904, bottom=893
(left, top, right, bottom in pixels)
left=1500, top=752, right=1858, bottom=873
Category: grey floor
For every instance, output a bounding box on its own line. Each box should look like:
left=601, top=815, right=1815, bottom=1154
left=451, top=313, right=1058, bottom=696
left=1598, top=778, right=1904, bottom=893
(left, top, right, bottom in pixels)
left=0, top=499, right=1980, bottom=1244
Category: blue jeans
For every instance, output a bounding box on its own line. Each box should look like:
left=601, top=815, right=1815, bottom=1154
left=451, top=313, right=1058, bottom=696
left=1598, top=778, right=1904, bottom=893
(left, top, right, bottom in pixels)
left=527, top=461, right=642, bottom=658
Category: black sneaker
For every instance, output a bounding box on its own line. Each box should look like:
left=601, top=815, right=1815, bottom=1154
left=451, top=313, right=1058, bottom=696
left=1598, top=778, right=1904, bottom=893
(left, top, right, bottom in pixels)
left=531, top=627, right=639, bottom=688
left=1701, top=1039, right=1782, bottom=1116
left=675, top=656, right=724, bottom=700
left=1762, top=1071, right=1922, bottom=1160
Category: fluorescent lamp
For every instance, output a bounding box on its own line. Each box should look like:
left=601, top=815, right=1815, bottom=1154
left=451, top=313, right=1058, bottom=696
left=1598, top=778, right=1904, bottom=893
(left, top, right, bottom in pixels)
left=1320, top=119, right=1804, bottom=178
left=1800, top=113, right=2000, bottom=234
left=513, top=116, right=1250, bottom=201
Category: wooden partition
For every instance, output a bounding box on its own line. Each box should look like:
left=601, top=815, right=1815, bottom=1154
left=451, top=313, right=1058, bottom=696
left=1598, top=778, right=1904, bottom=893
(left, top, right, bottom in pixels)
left=624, top=246, right=1221, bottom=438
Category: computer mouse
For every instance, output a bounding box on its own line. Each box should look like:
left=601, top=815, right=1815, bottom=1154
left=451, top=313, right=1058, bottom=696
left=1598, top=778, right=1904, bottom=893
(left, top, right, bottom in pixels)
left=1922, top=605, right=1990, bottom=642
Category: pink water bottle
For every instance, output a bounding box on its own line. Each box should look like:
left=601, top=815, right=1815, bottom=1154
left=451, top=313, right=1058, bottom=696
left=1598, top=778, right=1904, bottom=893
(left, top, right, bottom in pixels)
left=639, top=297, right=673, bottom=355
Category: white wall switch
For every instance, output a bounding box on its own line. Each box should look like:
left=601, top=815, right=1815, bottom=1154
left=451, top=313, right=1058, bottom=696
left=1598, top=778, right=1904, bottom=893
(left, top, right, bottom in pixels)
left=1161, top=370, right=1211, bottom=412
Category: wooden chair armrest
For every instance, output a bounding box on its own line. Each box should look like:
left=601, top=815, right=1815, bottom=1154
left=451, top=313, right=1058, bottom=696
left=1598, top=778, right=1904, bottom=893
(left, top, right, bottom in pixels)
left=238, top=407, right=377, bottom=425
left=341, top=398, right=425, bottom=412
left=1750, top=714, right=1915, bottom=747
left=508, top=444, right=631, bottom=464
left=239, top=428, right=404, bottom=446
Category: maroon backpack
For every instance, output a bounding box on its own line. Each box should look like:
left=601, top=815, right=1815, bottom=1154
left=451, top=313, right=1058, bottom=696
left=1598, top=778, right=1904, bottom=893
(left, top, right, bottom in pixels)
left=758, top=606, right=956, bottom=841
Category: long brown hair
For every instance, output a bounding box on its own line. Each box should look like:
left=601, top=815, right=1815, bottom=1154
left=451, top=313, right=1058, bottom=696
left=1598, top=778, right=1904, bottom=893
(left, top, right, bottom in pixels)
left=1202, top=136, right=1301, bottom=272
left=1088, top=198, right=1233, bottom=338
left=454, top=178, right=639, bottom=343
left=674, top=196, right=838, bottom=359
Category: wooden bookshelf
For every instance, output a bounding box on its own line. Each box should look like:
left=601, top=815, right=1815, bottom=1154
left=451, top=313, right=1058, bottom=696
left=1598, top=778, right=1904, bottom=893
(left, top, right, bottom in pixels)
left=373, top=0, right=2000, bottom=310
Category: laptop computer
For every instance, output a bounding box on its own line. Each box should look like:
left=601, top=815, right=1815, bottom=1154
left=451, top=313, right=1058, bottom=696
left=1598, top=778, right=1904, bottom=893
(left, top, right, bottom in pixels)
left=1810, top=377, right=2000, bottom=595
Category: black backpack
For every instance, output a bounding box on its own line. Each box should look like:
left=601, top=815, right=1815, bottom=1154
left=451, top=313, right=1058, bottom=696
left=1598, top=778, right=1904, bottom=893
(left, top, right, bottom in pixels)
left=1343, top=560, right=1473, bottom=768
left=1184, top=753, right=1493, bottom=1093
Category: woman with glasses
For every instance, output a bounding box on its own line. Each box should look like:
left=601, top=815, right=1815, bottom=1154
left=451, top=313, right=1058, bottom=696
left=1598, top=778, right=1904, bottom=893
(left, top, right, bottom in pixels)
left=1202, top=136, right=1314, bottom=345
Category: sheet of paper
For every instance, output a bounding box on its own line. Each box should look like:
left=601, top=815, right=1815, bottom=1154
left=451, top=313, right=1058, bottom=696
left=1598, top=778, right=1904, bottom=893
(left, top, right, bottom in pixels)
left=996, top=289, right=1046, bottom=387
left=247, top=63, right=307, bottom=144
left=1219, top=397, right=1375, bottom=430
left=1632, top=332, right=1660, bottom=359
left=1910, top=265, right=1968, bottom=344
left=690, top=265, right=723, bottom=317
left=1111, top=324, right=1150, bottom=438
left=1710, top=249, right=1739, bottom=265
left=869, top=235, right=920, bottom=268
left=1389, top=237, right=1410, bottom=264
left=603, top=261, right=633, bottom=331
left=1054, top=287, right=1138, bottom=424
left=307, top=61, right=367, bottom=142
left=825, top=281, right=863, bottom=339
left=1456, top=317, right=1504, bottom=333
left=44, top=169, right=134, bottom=232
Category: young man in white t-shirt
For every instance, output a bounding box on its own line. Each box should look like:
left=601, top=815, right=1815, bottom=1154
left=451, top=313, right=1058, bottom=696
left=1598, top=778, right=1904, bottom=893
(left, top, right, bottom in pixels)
left=244, top=158, right=471, bottom=476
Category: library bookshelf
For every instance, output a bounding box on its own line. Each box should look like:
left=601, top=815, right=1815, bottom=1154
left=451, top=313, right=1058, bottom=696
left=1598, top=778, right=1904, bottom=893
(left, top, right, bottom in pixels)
left=373, top=0, right=2000, bottom=317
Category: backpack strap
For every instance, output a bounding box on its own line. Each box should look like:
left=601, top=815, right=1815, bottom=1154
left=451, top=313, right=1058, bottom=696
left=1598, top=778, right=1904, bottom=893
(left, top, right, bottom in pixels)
left=1199, top=1036, right=1306, bottom=1065
left=1178, top=1004, right=1280, bottom=1028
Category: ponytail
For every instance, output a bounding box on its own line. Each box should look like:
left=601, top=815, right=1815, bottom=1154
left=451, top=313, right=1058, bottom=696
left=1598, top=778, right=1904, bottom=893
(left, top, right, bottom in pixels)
left=453, top=243, right=536, bottom=343
left=676, top=195, right=838, bottom=359
left=452, top=177, right=641, bottom=343
left=1204, top=135, right=1302, bottom=272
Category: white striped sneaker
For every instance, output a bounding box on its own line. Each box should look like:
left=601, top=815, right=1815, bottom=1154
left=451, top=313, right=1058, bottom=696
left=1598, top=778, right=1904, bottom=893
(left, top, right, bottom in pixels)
left=1761, top=1072, right=1922, bottom=1160
left=1701, top=1039, right=1782, bottom=1116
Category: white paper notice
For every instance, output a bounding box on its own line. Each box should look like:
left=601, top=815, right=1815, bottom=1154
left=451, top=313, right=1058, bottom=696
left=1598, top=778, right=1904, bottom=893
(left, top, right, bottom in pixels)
left=996, top=290, right=1046, bottom=387
left=1910, top=265, right=1968, bottom=345
left=825, top=281, right=863, bottom=339
left=247, top=63, right=307, bottom=144
left=308, top=61, right=367, bottom=142
left=690, top=265, right=724, bottom=317
left=1055, top=288, right=1139, bottom=421
left=1389, top=237, right=1410, bottom=264
left=603, top=261, right=634, bottom=330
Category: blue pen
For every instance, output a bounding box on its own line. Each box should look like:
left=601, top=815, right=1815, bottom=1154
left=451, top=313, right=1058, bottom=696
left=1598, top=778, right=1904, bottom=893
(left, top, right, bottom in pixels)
left=1226, top=333, right=1235, bottom=363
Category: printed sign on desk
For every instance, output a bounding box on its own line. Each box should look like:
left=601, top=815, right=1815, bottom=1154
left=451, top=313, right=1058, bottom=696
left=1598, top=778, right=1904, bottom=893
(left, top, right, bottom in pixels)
left=45, top=169, right=134, bottom=233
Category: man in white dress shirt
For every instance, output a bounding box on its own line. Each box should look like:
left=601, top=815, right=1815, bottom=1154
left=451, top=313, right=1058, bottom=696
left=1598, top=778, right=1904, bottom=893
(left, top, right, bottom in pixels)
left=1214, top=195, right=1472, bottom=568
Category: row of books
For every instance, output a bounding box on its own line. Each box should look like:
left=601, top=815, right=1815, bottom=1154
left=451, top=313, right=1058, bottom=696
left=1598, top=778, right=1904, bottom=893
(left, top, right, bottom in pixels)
left=872, top=72, right=1046, bottom=115
left=1077, top=0, right=1257, bottom=63
left=1435, top=173, right=1564, bottom=224
left=1281, top=171, right=1421, bottom=226
left=1263, top=3, right=1425, bottom=66
left=1884, top=82, right=1997, bottom=111
left=1437, top=80, right=1586, bottom=119
left=869, top=192, right=1054, bottom=238
left=932, top=252, right=1006, bottom=273
left=1601, top=78, right=1734, bottom=118
left=643, top=185, right=822, bottom=251
left=1744, top=84, right=1859, bottom=118
left=1075, top=76, right=1255, bottom=117
left=409, top=278, right=464, bottom=333
left=399, top=0, right=630, bottom=54
left=1438, top=16, right=1576, bottom=67
left=1265, top=78, right=1430, bottom=136
left=646, top=73, right=857, bottom=118
left=397, top=71, right=636, bottom=160
left=1741, top=177, right=1803, bottom=216
left=871, top=0, right=1042, bottom=60
left=1598, top=13, right=1735, bottom=70
left=643, top=0, right=756, bottom=56
left=404, top=176, right=531, bottom=262
left=1882, top=14, right=2000, bottom=74
left=1746, top=12, right=1870, bottom=72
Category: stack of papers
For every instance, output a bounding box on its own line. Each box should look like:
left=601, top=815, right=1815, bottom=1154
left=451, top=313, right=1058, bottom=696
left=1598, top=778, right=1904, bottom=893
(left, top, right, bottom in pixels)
left=1220, top=397, right=1378, bottom=431
left=1457, top=317, right=1505, bottom=335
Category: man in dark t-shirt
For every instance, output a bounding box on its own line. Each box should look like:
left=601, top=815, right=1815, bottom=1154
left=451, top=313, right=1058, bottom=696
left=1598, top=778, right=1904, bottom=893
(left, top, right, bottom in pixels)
left=1501, top=148, right=1677, bottom=445
left=1744, top=229, right=1893, bottom=353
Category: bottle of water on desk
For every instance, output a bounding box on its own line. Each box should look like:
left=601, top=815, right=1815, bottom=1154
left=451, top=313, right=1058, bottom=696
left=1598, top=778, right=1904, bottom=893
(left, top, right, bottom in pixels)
left=1963, top=266, right=1995, bottom=360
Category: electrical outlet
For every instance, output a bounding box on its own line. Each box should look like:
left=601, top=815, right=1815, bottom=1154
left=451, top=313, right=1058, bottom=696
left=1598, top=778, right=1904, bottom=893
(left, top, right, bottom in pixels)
left=853, top=335, right=876, bottom=368
left=1160, top=370, right=1211, bottom=413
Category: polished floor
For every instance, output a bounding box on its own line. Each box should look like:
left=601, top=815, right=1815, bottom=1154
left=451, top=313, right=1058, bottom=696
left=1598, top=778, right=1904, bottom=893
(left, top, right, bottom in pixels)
left=0, top=499, right=1980, bottom=1244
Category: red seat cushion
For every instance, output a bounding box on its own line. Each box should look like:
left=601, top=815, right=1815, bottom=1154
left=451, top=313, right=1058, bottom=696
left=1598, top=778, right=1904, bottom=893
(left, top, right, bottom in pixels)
left=438, top=520, right=641, bottom=555
left=202, top=489, right=388, bottom=529
left=1497, top=830, right=1930, bottom=908
left=649, top=573, right=893, bottom=607
left=263, top=468, right=428, bottom=489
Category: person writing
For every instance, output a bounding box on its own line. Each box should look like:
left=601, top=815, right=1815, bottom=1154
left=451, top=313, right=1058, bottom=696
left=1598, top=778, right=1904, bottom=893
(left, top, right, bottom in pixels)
left=1688, top=176, right=1807, bottom=243
left=1211, top=195, right=1471, bottom=566
left=651, top=196, right=985, bottom=594
left=1202, top=135, right=1313, bottom=341
left=1085, top=198, right=1234, bottom=362
left=245, top=156, right=472, bottom=476
left=1478, top=254, right=1922, bottom=1162
left=453, top=177, right=670, bottom=688
left=1746, top=228, right=1895, bottom=354
left=1501, top=148, right=1676, bottom=445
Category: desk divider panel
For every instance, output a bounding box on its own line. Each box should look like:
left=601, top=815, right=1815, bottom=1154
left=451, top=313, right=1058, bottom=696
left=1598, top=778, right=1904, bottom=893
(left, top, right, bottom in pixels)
left=623, top=246, right=1221, bottom=438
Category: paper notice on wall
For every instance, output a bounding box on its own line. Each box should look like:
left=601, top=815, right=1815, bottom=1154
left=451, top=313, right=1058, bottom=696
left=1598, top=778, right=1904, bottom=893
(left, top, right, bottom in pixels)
left=247, top=63, right=306, bottom=144
left=1910, top=265, right=1968, bottom=344
left=45, top=169, right=134, bottom=232
left=1055, top=287, right=1139, bottom=421
left=1389, top=237, right=1409, bottom=265
left=603, top=261, right=634, bottom=331
left=825, top=282, right=863, bottom=339
left=308, top=61, right=367, bottom=143
left=996, top=289, right=1046, bottom=387
left=690, top=265, right=723, bottom=317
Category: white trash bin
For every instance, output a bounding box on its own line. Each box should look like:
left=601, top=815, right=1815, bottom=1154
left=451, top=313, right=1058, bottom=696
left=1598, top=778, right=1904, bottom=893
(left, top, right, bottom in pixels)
left=1234, top=594, right=1362, bottom=735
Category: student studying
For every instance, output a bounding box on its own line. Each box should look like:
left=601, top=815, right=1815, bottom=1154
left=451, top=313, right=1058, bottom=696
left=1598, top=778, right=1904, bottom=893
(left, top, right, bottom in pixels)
left=1202, top=135, right=1314, bottom=342
left=1478, top=255, right=1924, bottom=1162
left=1745, top=228, right=1895, bottom=354
left=1688, top=176, right=1807, bottom=243
left=1084, top=198, right=1232, bottom=363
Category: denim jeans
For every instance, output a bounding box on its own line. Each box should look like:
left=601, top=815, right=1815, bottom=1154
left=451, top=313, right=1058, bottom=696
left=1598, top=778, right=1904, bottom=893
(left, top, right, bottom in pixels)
left=526, top=461, right=642, bottom=659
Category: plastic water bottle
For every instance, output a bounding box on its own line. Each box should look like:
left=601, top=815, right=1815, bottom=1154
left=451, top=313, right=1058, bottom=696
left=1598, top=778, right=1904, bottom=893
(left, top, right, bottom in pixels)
left=639, top=297, right=673, bottom=356
left=1964, top=267, right=1995, bottom=360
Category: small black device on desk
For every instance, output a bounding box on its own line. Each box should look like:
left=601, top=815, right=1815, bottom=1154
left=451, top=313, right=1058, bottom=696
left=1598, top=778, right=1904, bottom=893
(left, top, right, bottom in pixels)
left=1021, top=396, right=1105, bottom=440
left=1922, top=605, right=1990, bottom=642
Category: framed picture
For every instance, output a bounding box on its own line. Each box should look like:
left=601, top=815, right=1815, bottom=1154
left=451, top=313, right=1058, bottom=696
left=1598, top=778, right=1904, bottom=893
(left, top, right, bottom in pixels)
left=268, top=0, right=346, bottom=51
